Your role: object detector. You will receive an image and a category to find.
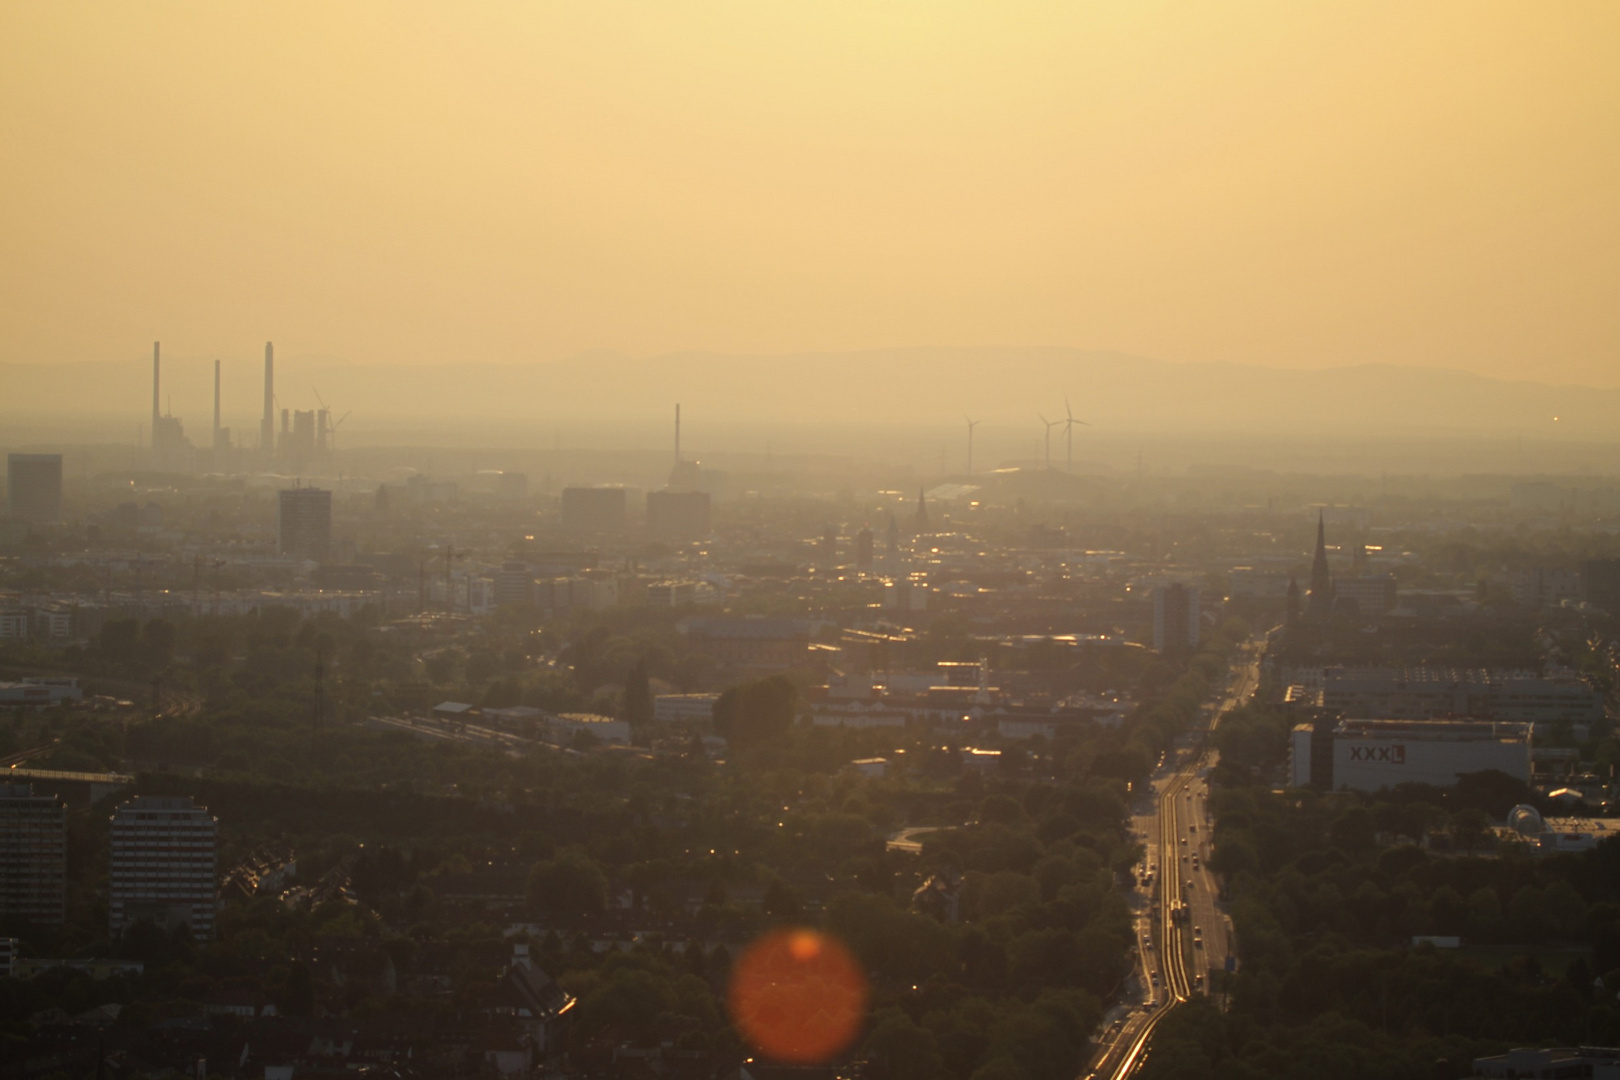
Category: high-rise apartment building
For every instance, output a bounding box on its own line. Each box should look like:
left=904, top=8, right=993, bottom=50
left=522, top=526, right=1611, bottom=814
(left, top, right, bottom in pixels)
left=277, top=487, right=332, bottom=559
left=6, top=454, right=63, bottom=525
left=109, top=795, right=217, bottom=939
left=1152, top=582, right=1201, bottom=656
left=0, top=783, right=67, bottom=926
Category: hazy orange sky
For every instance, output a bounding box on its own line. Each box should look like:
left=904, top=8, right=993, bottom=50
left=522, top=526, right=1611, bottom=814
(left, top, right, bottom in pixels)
left=2, top=2, right=1617, bottom=384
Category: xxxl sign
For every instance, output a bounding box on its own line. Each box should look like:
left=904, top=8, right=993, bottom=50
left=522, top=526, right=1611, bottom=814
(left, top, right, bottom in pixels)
left=1349, top=745, right=1405, bottom=764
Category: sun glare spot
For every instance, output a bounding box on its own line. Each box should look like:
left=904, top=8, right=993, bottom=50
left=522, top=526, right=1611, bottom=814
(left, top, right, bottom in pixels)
left=728, top=929, right=867, bottom=1064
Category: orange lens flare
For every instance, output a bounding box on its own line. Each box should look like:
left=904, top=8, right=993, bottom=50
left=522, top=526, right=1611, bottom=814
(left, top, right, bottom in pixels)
left=728, top=929, right=869, bottom=1064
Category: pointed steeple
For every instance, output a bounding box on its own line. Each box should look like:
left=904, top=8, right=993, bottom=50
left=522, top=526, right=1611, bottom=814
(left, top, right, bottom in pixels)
left=913, top=485, right=930, bottom=531
left=1309, top=510, right=1331, bottom=598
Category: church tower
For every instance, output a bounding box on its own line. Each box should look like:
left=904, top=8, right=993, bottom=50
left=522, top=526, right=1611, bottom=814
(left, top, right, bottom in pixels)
left=1306, top=510, right=1334, bottom=620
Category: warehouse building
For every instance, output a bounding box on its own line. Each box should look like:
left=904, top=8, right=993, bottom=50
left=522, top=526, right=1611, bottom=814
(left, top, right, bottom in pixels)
left=1290, top=717, right=1531, bottom=792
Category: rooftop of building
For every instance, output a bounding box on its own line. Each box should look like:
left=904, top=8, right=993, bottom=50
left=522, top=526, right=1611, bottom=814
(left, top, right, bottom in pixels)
left=556, top=712, right=621, bottom=724
left=5, top=766, right=134, bottom=785
left=1334, top=717, right=1532, bottom=742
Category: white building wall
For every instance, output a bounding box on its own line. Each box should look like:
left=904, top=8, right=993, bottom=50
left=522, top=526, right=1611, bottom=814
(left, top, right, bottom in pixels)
left=1332, top=731, right=1530, bottom=791
left=653, top=694, right=718, bottom=723
left=1290, top=725, right=1314, bottom=787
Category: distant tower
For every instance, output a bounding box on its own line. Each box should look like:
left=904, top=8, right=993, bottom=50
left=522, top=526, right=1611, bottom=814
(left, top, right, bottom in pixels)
left=1306, top=511, right=1334, bottom=620
left=261, top=342, right=275, bottom=460
left=668, top=403, right=701, bottom=492
left=1310, top=511, right=1330, bottom=595
left=913, top=486, right=930, bottom=532
left=149, top=342, right=187, bottom=462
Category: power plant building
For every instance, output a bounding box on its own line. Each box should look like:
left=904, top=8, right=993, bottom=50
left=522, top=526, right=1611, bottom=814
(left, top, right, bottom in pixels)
left=6, top=454, right=63, bottom=525
left=149, top=342, right=191, bottom=471
left=1290, top=717, right=1532, bottom=792
left=277, top=487, right=332, bottom=559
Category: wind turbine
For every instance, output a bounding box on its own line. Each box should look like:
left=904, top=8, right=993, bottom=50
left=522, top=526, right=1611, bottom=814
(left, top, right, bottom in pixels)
left=312, top=387, right=351, bottom=452
left=1038, top=414, right=1061, bottom=470
left=1062, top=397, right=1090, bottom=473
left=965, top=416, right=979, bottom=475
left=329, top=411, right=352, bottom=452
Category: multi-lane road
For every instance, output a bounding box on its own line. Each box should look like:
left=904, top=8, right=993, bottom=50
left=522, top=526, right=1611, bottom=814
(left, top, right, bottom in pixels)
left=1086, top=642, right=1263, bottom=1080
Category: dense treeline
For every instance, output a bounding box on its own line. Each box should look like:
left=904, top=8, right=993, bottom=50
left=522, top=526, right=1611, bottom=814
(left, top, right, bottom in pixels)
left=0, top=607, right=1258, bottom=1080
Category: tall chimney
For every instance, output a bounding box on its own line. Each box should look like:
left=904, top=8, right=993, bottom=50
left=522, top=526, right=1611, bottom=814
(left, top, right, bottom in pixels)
left=213, top=359, right=222, bottom=446
left=261, top=342, right=275, bottom=456
left=152, top=342, right=162, bottom=435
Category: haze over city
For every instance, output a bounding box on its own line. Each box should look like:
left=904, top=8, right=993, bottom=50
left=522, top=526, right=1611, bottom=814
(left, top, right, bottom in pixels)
left=7, top=5, right=1620, bottom=1080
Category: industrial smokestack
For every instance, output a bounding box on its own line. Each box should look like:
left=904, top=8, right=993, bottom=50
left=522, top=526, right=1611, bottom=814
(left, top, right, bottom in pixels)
left=152, top=342, right=161, bottom=434
left=261, top=342, right=275, bottom=456
left=213, top=359, right=222, bottom=446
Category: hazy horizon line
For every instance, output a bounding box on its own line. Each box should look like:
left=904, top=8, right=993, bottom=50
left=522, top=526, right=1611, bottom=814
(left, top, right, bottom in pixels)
left=7, top=344, right=1618, bottom=393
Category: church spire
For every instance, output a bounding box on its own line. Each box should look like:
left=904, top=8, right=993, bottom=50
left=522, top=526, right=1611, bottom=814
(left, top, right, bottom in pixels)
left=1309, top=510, right=1330, bottom=597
left=913, top=485, right=930, bottom=531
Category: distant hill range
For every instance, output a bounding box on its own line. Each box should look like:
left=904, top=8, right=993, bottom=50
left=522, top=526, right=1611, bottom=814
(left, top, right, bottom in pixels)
left=3, top=347, right=1617, bottom=442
